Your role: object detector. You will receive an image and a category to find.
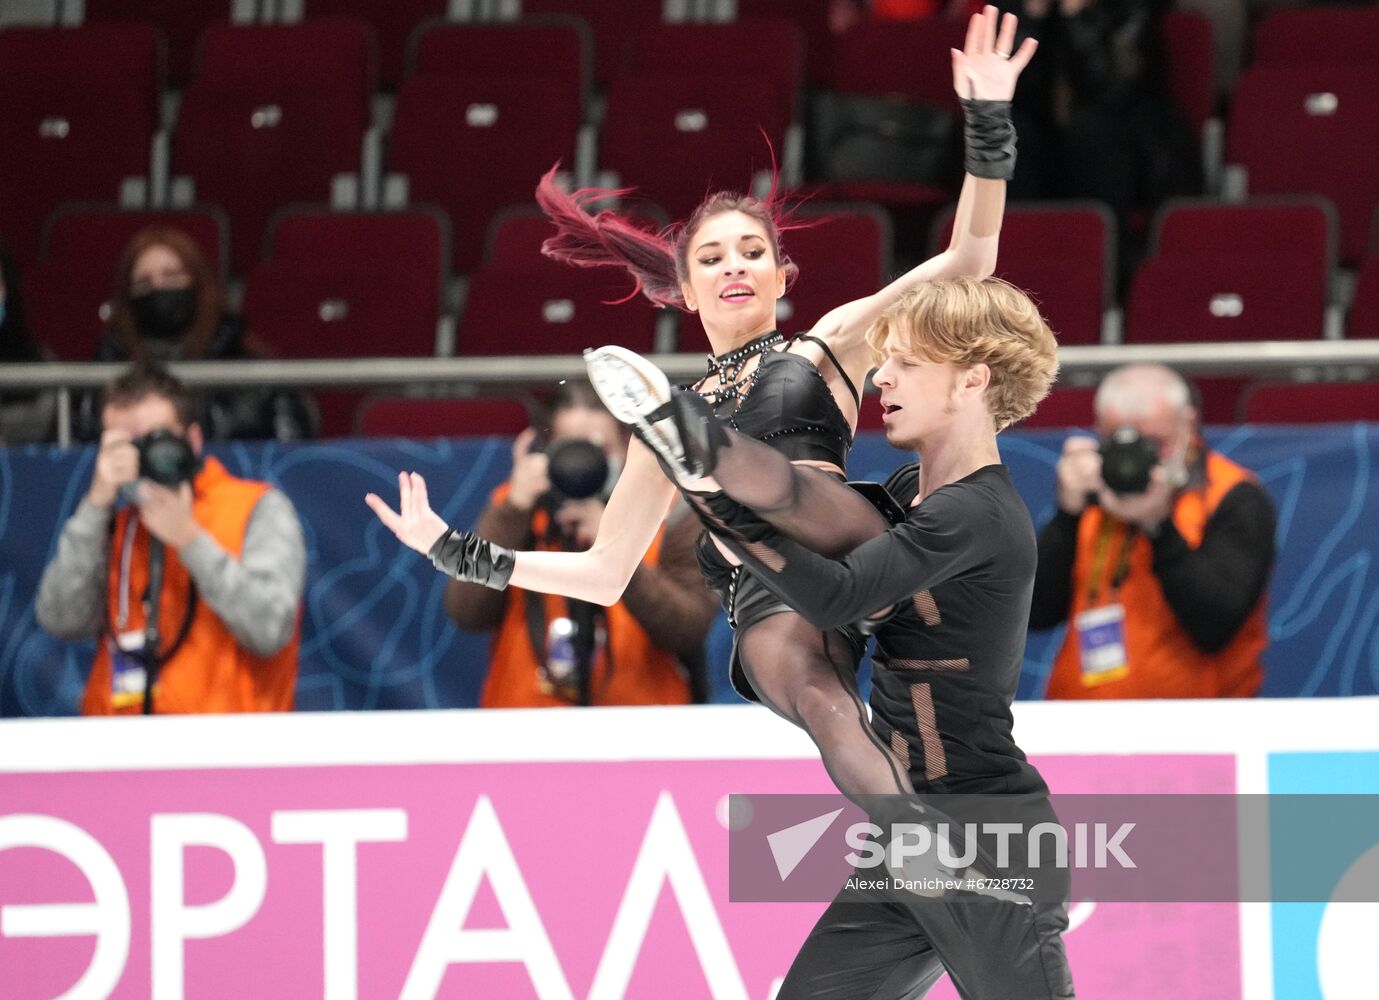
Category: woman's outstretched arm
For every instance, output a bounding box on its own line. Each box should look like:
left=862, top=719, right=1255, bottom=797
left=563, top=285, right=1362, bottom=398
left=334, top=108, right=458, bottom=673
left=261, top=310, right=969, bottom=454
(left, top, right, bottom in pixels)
left=366, top=436, right=679, bottom=606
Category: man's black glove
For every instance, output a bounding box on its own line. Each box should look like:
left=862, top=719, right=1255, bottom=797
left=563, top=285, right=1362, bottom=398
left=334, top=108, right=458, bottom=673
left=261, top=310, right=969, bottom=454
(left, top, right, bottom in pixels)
left=427, top=529, right=516, bottom=590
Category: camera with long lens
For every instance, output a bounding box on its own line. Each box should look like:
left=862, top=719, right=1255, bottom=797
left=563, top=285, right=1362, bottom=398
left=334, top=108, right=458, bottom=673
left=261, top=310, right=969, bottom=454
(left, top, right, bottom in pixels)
left=536, top=437, right=615, bottom=550
left=1098, top=427, right=1159, bottom=496
left=134, top=428, right=199, bottom=487
left=544, top=437, right=613, bottom=504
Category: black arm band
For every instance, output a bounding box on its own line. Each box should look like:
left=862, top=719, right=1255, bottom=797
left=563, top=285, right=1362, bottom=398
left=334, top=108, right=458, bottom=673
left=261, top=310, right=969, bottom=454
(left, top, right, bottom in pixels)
left=961, top=98, right=1017, bottom=180
left=427, top=529, right=516, bottom=590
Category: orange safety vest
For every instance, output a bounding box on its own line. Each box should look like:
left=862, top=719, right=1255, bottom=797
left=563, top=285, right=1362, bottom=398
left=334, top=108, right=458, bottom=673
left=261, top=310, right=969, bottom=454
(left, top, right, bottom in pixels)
left=1046, top=451, right=1267, bottom=700
left=479, top=484, right=691, bottom=708
left=84, top=456, right=300, bottom=715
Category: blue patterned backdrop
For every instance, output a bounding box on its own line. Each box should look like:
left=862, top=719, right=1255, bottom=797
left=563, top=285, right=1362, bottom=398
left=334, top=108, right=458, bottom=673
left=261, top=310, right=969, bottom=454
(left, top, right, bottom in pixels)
left=3, top=424, right=1377, bottom=716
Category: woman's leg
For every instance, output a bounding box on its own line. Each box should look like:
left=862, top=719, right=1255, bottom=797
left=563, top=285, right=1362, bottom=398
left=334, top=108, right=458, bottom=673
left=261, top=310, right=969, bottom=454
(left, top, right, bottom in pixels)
left=737, top=611, right=914, bottom=799
left=691, top=429, right=891, bottom=558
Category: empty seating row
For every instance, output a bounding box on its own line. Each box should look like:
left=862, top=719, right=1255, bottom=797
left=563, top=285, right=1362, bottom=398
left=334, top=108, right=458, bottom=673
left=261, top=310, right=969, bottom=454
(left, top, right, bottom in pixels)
left=0, top=18, right=808, bottom=273
left=5, top=12, right=1377, bottom=279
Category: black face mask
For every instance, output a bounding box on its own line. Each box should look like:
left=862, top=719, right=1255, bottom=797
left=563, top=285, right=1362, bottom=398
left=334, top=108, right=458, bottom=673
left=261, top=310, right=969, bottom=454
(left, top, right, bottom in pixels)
left=132, top=287, right=196, bottom=340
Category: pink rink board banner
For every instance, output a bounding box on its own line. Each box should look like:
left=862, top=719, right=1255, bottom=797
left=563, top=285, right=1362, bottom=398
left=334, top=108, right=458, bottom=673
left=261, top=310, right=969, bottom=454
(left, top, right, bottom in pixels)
left=1, top=699, right=1376, bottom=1000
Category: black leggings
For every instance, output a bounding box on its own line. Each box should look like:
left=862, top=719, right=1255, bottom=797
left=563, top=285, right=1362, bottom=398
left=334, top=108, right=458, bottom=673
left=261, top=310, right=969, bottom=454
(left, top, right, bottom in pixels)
left=682, top=426, right=912, bottom=802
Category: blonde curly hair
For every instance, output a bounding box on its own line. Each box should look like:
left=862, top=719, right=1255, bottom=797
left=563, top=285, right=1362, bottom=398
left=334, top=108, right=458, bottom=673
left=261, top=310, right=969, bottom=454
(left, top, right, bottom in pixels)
left=866, top=277, right=1059, bottom=431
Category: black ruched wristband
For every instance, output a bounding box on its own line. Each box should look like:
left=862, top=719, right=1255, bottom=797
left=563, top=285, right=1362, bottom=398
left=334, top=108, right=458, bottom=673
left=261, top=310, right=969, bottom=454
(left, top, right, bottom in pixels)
left=961, top=98, right=1017, bottom=181
left=427, top=529, right=516, bottom=590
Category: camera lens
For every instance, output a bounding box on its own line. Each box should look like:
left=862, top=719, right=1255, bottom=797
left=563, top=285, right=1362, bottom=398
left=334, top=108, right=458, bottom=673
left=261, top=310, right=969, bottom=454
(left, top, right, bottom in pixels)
left=1098, top=428, right=1158, bottom=496
left=137, top=429, right=198, bottom=487
left=546, top=438, right=609, bottom=500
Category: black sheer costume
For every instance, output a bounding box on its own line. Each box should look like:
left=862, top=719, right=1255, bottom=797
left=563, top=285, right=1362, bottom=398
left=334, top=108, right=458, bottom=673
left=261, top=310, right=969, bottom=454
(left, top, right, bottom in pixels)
left=686, top=330, right=914, bottom=801
left=675, top=420, right=1075, bottom=999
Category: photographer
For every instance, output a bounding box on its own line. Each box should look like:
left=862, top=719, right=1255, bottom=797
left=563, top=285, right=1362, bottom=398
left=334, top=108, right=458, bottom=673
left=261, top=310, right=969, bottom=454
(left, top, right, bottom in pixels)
left=1030, top=363, right=1275, bottom=699
left=35, top=363, right=305, bottom=714
left=444, top=382, right=717, bottom=707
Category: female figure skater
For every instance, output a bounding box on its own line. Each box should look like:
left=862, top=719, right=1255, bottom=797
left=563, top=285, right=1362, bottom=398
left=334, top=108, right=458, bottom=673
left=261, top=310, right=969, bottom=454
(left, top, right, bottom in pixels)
left=368, top=6, right=1037, bottom=812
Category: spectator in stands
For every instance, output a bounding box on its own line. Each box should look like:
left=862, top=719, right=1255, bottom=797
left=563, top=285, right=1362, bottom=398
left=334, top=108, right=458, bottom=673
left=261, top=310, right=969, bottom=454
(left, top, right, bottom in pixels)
left=0, top=241, right=57, bottom=443
left=444, top=381, right=718, bottom=707
left=36, top=362, right=306, bottom=714
left=74, top=226, right=314, bottom=442
left=997, top=0, right=1200, bottom=270
left=1030, top=363, right=1274, bottom=698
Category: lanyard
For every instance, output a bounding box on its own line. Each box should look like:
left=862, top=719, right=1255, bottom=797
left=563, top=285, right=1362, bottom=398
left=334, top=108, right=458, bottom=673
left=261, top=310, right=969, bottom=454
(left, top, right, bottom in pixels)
left=114, top=513, right=141, bottom=630
left=1087, top=518, right=1137, bottom=605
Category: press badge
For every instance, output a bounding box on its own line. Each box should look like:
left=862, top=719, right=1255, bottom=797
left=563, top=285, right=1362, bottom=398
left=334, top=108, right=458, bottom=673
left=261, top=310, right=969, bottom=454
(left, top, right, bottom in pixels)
left=1075, top=604, right=1129, bottom=686
left=109, top=630, right=148, bottom=709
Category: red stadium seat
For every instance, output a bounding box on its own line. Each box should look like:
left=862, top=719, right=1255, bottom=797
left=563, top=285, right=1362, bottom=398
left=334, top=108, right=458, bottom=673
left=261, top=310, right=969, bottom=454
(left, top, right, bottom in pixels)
left=0, top=24, right=161, bottom=267
left=1251, top=7, right=1379, bottom=70
left=1162, top=9, right=1215, bottom=136
left=623, top=21, right=804, bottom=130
left=519, top=0, right=660, bottom=89
left=934, top=201, right=1115, bottom=346
left=599, top=72, right=788, bottom=219
left=1127, top=199, right=1333, bottom=343
left=734, top=0, right=835, bottom=86
left=1020, top=387, right=1097, bottom=430
left=1152, top=197, right=1333, bottom=261
left=410, top=18, right=587, bottom=95
left=245, top=208, right=446, bottom=358
left=1127, top=257, right=1324, bottom=342
left=42, top=205, right=226, bottom=277
left=356, top=396, right=535, bottom=437
left=243, top=208, right=447, bottom=436
left=459, top=266, right=657, bottom=357
left=172, top=19, right=376, bottom=274
left=23, top=205, right=227, bottom=360
left=83, top=0, right=229, bottom=87
left=1349, top=254, right=1379, bottom=340
left=1240, top=382, right=1379, bottom=424
left=1226, top=65, right=1379, bottom=264
left=822, top=17, right=966, bottom=111
left=485, top=211, right=570, bottom=273
left=394, top=20, right=587, bottom=272
left=297, top=0, right=446, bottom=89
left=389, top=77, right=580, bottom=273
left=771, top=205, right=891, bottom=339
